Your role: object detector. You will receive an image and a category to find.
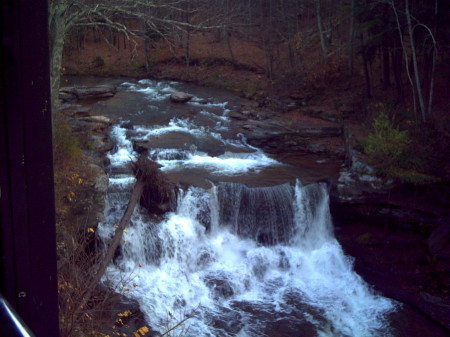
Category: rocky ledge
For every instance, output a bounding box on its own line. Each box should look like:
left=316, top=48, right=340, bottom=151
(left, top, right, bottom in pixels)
left=59, top=85, right=116, bottom=102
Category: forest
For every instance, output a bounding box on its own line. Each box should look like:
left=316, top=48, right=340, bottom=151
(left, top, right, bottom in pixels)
left=50, top=0, right=449, bottom=336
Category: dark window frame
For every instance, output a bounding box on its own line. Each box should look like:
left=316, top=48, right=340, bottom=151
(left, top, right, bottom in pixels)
left=1, top=0, right=60, bottom=336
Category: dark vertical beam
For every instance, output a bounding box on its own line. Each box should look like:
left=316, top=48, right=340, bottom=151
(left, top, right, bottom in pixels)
left=0, top=0, right=60, bottom=336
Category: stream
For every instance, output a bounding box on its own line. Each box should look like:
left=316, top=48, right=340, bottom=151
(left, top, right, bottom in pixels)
left=68, top=78, right=398, bottom=336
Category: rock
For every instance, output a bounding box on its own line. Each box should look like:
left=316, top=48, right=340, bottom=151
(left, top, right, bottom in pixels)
left=228, top=111, right=248, bottom=121
left=110, top=297, right=154, bottom=337
left=204, top=275, right=235, bottom=299
left=88, top=134, right=114, bottom=154
left=59, top=85, right=116, bottom=101
left=70, top=120, right=108, bottom=133
left=244, top=123, right=344, bottom=156
left=428, top=224, right=450, bottom=260
left=305, top=107, right=342, bottom=123
left=68, top=115, right=111, bottom=135
left=170, top=91, right=193, bottom=103
left=205, top=308, right=243, bottom=335
left=60, top=104, right=91, bottom=117
left=58, top=91, right=77, bottom=102
left=78, top=115, right=112, bottom=125
left=89, top=163, right=109, bottom=194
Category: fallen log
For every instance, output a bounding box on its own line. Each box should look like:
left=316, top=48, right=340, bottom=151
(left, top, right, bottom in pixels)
left=75, top=155, right=172, bottom=321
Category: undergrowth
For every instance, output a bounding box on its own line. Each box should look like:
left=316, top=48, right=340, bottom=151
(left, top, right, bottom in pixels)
left=363, top=109, right=447, bottom=185
left=53, top=115, right=151, bottom=337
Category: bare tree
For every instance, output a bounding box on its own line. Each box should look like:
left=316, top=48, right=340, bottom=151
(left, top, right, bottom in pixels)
left=315, top=0, right=328, bottom=60
left=49, top=0, right=219, bottom=110
left=390, top=0, right=438, bottom=122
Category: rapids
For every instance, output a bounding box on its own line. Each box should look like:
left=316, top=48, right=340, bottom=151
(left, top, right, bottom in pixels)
left=90, top=78, right=397, bottom=336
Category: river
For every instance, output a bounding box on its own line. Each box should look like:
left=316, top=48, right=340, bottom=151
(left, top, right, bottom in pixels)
left=68, top=77, right=400, bottom=336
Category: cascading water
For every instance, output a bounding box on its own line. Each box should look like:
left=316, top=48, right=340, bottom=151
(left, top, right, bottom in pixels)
left=96, top=79, right=396, bottom=337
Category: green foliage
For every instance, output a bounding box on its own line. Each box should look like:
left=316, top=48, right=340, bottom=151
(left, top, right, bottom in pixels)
left=364, top=112, right=440, bottom=184
left=54, top=119, right=82, bottom=165
left=364, top=112, right=410, bottom=169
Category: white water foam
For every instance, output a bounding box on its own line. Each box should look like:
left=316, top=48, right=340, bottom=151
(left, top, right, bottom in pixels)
left=133, top=118, right=223, bottom=142
left=107, top=124, right=137, bottom=167
left=100, top=80, right=396, bottom=336
left=158, top=151, right=281, bottom=176
left=100, top=182, right=396, bottom=337
left=120, top=80, right=176, bottom=101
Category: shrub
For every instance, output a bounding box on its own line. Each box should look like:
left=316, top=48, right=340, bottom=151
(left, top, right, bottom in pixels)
left=364, top=112, right=410, bottom=171
left=364, top=112, right=439, bottom=184
left=54, top=118, right=82, bottom=167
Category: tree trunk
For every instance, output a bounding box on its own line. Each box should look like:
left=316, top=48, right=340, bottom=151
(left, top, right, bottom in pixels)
left=391, top=0, right=417, bottom=120
left=76, top=179, right=144, bottom=319
left=361, top=39, right=372, bottom=99
left=348, top=0, right=355, bottom=75
left=391, top=39, right=403, bottom=103
left=316, top=0, right=328, bottom=60
left=184, top=1, right=191, bottom=67
left=185, top=29, right=191, bottom=67
left=382, top=4, right=391, bottom=90
left=405, top=0, right=426, bottom=122
left=226, top=32, right=235, bottom=63
left=49, top=9, right=67, bottom=117
left=144, top=37, right=151, bottom=72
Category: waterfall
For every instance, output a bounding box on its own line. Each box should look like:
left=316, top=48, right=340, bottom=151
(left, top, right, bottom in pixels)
left=100, top=181, right=395, bottom=337
left=96, top=79, right=396, bottom=337
left=217, top=182, right=295, bottom=245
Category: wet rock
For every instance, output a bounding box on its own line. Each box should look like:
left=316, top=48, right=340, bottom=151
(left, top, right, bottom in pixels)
left=110, top=297, right=155, bottom=337
left=133, top=141, right=150, bottom=154
left=59, top=85, right=116, bottom=101
left=205, top=308, right=243, bottom=335
left=88, top=134, right=115, bottom=153
left=78, top=115, right=112, bottom=125
left=133, top=132, right=226, bottom=157
left=73, top=121, right=108, bottom=133
left=228, top=111, right=248, bottom=120
left=245, top=127, right=344, bottom=157
left=428, top=224, right=450, bottom=260
left=204, top=274, right=235, bottom=299
left=70, top=115, right=112, bottom=134
left=335, top=147, right=393, bottom=202
left=170, top=91, right=193, bottom=103
left=58, top=91, right=78, bottom=102
left=60, top=103, right=91, bottom=117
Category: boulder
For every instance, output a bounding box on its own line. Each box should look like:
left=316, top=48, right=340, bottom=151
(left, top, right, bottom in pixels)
left=170, top=91, right=193, bottom=103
